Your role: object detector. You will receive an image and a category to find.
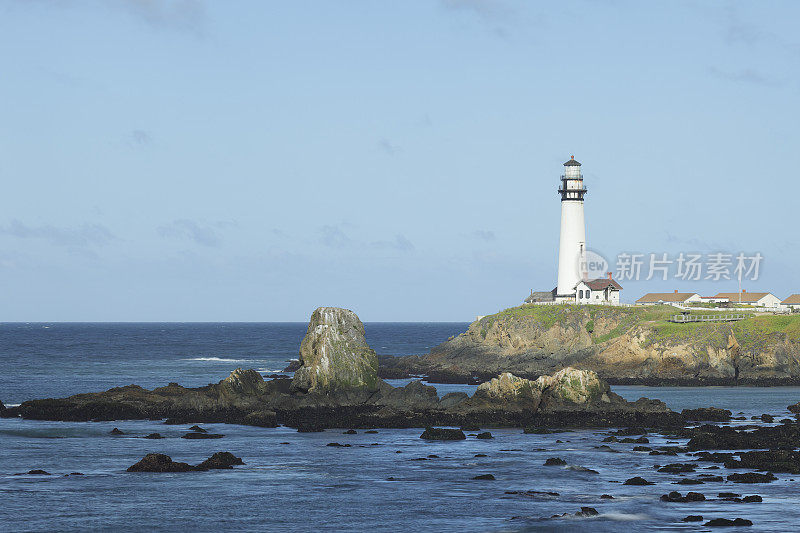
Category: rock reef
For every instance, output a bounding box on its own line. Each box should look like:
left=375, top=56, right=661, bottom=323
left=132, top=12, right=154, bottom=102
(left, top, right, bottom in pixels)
left=1, top=307, right=682, bottom=431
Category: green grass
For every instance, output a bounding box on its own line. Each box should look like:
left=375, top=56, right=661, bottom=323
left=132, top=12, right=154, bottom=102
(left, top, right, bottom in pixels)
left=478, top=303, right=574, bottom=336
left=476, top=304, right=800, bottom=349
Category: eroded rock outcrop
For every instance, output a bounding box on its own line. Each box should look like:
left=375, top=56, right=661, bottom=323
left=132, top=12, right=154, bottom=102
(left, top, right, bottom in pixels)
left=291, top=307, right=380, bottom=393
left=537, top=367, right=610, bottom=405
left=473, top=372, right=543, bottom=408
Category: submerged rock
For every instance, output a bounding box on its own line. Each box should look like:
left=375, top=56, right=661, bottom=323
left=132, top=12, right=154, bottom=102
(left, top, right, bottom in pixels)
left=109, top=428, right=125, bottom=435
left=420, top=427, right=465, bottom=440
left=144, top=433, right=164, bottom=439
left=242, top=410, right=278, bottom=428
left=127, top=454, right=195, bottom=473
left=544, top=457, right=567, bottom=466
left=661, top=491, right=705, bottom=503
left=182, top=432, right=224, bottom=439
left=704, top=518, right=753, bottom=527
left=682, top=515, right=703, bottom=522
left=188, top=425, right=207, bottom=433
left=623, top=476, right=654, bottom=485
left=196, top=452, right=244, bottom=470
left=472, top=474, right=495, bottom=480
left=128, top=452, right=245, bottom=472
left=727, top=472, right=777, bottom=483
left=476, top=432, right=493, bottom=440
left=657, top=463, right=696, bottom=474
left=682, top=407, right=732, bottom=422
left=291, top=307, right=380, bottom=393
left=14, top=469, right=51, bottom=476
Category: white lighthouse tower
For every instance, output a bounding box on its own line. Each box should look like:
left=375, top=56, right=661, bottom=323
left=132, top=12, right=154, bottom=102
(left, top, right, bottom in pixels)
left=555, top=156, right=587, bottom=300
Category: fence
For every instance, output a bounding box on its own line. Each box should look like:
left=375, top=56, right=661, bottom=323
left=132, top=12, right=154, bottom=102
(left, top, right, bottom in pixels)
left=670, top=313, right=748, bottom=323
left=668, top=302, right=790, bottom=314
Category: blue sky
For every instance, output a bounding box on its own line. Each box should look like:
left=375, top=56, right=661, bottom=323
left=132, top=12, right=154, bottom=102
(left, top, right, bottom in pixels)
left=0, top=1, right=798, bottom=321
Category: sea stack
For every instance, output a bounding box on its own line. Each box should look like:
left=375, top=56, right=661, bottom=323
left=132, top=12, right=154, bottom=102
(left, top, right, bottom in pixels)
left=291, top=307, right=380, bottom=393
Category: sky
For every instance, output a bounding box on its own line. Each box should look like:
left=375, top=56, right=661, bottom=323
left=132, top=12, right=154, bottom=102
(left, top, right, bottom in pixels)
left=0, top=0, right=798, bottom=322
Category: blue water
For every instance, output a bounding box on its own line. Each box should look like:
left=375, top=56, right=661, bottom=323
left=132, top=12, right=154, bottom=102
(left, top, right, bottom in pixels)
left=2, top=323, right=800, bottom=532
left=0, top=322, right=468, bottom=404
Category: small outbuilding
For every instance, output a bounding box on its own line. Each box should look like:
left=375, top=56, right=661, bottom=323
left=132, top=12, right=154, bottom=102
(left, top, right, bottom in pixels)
left=524, top=289, right=556, bottom=304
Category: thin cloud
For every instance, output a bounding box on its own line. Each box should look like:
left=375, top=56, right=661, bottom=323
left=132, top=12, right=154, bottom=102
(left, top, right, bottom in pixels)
left=371, top=234, right=414, bottom=252
left=722, top=5, right=763, bottom=46
left=439, top=0, right=512, bottom=19
left=158, top=219, right=223, bottom=247
left=378, top=138, right=400, bottom=156
left=119, top=0, right=207, bottom=36
left=320, top=225, right=352, bottom=249
left=129, top=129, right=153, bottom=147
left=708, top=66, right=784, bottom=87
left=9, top=0, right=207, bottom=37
left=0, top=220, right=116, bottom=247
left=439, top=0, right=517, bottom=38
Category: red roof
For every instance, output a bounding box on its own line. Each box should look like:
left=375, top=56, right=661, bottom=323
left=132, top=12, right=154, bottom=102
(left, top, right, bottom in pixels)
left=579, top=278, right=622, bottom=291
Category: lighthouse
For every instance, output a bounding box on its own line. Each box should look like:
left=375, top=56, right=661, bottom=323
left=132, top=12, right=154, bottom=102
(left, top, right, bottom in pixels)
left=556, top=156, right=587, bottom=300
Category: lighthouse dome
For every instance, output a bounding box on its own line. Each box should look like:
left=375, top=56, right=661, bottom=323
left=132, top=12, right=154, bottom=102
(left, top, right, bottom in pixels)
left=564, top=156, right=581, bottom=166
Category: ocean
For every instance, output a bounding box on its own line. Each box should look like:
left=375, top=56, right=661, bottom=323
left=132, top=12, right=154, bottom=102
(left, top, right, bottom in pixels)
left=2, top=323, right=799, bottom=532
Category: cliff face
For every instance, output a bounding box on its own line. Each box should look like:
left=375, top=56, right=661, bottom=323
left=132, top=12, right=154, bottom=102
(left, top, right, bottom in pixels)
left=401, top=305, right=800, bottom=385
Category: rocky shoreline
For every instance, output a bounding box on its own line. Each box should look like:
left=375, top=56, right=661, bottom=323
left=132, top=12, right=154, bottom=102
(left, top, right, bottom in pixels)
left=2, top=307, right=682, bottom=431
left=4, top=307, right=800, bottom=530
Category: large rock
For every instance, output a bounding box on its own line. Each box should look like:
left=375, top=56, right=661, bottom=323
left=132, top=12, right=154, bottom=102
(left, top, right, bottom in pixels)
left=218, top=368, right=265, bottom=397
left=373, top=380, right=440, bottom=410
left=537, top=367, right=609, bottom=405
left=291, top=307, right=380, bottom=393
left=474, top=372, right=543, bottom=408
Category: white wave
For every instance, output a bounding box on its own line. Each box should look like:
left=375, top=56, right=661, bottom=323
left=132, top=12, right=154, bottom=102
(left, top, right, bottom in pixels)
left=181, top=357, right=259, bottom=363
left=599, top=513, right=650, bottom=521
left=7, top=403, right=20, bottom=407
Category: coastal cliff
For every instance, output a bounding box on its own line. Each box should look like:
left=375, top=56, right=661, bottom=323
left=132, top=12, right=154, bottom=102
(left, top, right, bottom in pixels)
left=382, top=304, right=800, bottom=385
